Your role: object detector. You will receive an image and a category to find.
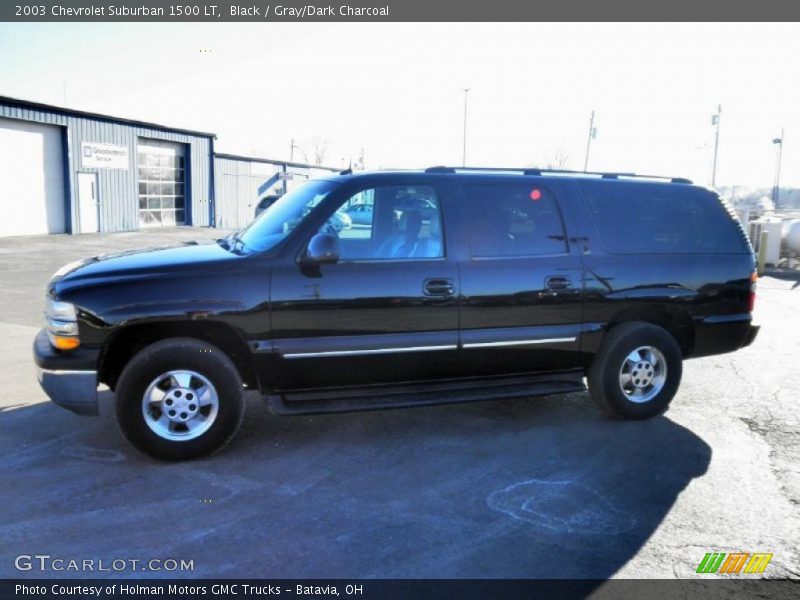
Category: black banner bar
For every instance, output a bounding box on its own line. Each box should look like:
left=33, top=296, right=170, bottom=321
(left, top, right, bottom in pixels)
left=2, top=0, right=800, bottom=22
left=2, top=579, right=799, bottom=600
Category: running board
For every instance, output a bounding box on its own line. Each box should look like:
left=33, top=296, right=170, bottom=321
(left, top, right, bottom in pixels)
left=265, top=371, right=586, bottom=416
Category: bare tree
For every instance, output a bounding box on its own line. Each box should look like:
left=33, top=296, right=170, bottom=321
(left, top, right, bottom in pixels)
left=310, top=136, right=328, bottom=166
left=541, top=146, right=570, bottom=170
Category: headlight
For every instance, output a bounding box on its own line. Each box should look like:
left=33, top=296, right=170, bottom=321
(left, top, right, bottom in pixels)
left=44, top=299, right=80, bottom=350
left=46, top=318, right=78, bottom=335
left=45, top=299, right=77, bottom=321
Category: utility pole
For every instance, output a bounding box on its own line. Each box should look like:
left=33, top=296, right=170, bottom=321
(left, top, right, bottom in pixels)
left=584, top=110, right=597, bottom=171
left=289, top=138, right=306, bottom=163
left=711, top=104, right=722, bottom=188
left=772, top=129, right=784, bottom=209
left=461, top=88, right=470, bottom=167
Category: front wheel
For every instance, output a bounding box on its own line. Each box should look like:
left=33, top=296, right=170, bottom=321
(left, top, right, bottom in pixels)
left=588, top=322, right=683, bottom=419
left=115, top=338, right=245, bottom=460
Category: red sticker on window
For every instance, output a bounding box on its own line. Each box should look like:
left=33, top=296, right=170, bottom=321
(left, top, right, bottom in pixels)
left=530, top=189, right=542, bottom=201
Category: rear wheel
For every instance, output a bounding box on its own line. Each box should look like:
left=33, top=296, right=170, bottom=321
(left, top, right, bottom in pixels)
left=588, top=322, right=682, bottom=419
left=115, top=338, right=245, bottom=460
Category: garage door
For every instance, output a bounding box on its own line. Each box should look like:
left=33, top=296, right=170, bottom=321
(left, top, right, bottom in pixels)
left=0, top=118, right=66, bottom=236
left=137, top=139, right=186, bottom=227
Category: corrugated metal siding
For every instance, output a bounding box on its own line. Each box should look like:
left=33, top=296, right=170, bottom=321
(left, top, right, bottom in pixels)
left=0, top=102, right=213, bottom=233
left=214, top=157, right=339, bottom=230
left=214, top=156, right=284, bottom=229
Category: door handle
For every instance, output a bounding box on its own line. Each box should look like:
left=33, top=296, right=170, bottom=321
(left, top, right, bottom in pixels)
left=545, top=276, right=572, bottom=291
left=423, top=278, right=455, bottom=296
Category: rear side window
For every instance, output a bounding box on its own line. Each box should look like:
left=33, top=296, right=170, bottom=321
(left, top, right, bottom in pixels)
left=462, top=184, right=568, bottom=258
left=578, top=181, right=746, bottom=254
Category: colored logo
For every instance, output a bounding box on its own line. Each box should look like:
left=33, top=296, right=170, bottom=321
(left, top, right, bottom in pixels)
left=696, top=552, right=773, bottom=574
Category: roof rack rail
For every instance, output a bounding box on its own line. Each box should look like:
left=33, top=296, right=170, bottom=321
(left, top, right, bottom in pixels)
left=424, top=165, right=692, bottom=184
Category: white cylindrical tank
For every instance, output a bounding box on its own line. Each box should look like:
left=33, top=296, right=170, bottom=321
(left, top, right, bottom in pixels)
left=782, top=219, right=800, bottom=255
left=750, top=217, right=783, bottom=265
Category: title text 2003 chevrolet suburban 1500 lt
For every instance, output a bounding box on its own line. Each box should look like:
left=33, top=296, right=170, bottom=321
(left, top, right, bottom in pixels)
left=34, top=167, right=759, bottom=460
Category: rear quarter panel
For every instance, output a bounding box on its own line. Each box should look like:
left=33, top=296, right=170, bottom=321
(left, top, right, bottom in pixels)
left=566, top=180, right=756, bottom=358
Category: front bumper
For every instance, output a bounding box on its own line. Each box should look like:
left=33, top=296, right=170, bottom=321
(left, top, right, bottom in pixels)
left=33, top=329, right=99, bottom=415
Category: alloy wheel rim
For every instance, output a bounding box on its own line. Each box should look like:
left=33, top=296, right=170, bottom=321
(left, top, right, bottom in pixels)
left=141, top=370, right=219, bottom=441
left=618, top=346, right=667, bottom=404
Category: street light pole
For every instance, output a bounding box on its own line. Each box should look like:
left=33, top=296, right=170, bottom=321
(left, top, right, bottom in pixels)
left=462, top=88, right=470, bottom=167
left=711, top=104, right=722, bottom=188
left=584, top=109, right=596, bottom=171
left=772, top=129, right=784, bottom=209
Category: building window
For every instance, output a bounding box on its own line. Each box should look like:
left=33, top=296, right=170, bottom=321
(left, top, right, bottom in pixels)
left=137, top=140, right=186, bottom=227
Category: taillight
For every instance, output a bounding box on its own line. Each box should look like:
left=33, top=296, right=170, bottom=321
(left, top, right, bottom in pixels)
left=748, top=270, right=757, bottom=313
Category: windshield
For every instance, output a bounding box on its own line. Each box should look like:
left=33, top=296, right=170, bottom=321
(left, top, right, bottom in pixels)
left=235, top=180, right=337, bottom=253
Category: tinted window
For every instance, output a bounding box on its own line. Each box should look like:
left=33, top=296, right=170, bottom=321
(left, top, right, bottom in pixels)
left=323, top=185, right=444, bottom=260
left=579, top=181, right=746, bottom=254
left=462, top=184, right=568, bottom=257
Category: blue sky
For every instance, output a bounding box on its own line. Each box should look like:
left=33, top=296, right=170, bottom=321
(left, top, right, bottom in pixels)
left=1, top=22, right=797, bottom=187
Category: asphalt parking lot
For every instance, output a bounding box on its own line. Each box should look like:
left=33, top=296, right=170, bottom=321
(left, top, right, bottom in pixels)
left=0, top=228, right=798, bottom=580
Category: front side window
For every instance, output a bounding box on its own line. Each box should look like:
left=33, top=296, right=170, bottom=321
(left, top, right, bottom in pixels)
left=321, top=185, right=444, bottom=261
left=462, top=184, right=568, bottom=258
left=236, top=180, right=336, bottom=253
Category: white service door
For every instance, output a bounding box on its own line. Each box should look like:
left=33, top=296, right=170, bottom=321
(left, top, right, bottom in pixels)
left=0, top=118, right=66, bottom=236
left=77, top=172, right=99, bottom=233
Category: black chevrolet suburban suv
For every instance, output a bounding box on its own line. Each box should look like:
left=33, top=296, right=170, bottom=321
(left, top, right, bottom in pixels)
left=35, top=167, right=759, bottom=460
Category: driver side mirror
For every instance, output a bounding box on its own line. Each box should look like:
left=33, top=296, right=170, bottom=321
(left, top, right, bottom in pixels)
left=301, top=233, right=340, bottom=265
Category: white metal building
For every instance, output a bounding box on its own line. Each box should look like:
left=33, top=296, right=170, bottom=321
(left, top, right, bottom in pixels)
left=0, top=95, right=339, bottom=237
left=0, top=95, right=215, bottom=237
left=213, top=153, right=338, bottom=229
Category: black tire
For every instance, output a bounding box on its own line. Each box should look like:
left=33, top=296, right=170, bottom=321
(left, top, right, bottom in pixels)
left=115, top=338, right=245, bottom=460
left=588, top=322, right=682, bottom=420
